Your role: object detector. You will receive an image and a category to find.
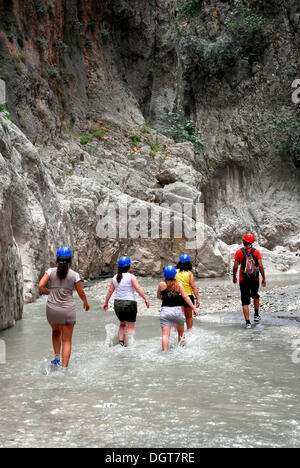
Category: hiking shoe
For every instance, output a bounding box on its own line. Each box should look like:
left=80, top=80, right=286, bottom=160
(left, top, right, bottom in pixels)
left=246, top=322, right=252, bottom=329
left=51, top=359, right=60, bottom=366
left=254, top=315, right=261, bottom=323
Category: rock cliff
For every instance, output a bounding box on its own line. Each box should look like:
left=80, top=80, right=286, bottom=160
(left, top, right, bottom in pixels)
left=0, top=0, right=299, bottom=330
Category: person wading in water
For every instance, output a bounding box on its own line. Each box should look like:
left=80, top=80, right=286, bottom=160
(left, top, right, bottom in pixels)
left=176, top=254, right=200, bottom=330
left=233, top=234, right=266, bottom=329
left=38, top=247, right=90, bottom=370
left=157, top=266, right=198, bottom=352
left=103, top=256, right=150, bottom=346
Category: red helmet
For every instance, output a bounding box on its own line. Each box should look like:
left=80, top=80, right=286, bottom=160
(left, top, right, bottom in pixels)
left=242, top=233, right=255, bottom=244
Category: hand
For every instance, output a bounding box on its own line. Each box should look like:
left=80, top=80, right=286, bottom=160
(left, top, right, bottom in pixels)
left=193, top=307, right=198, bottom=318
left=262, top=279, right=266, bottom=287
left=84, top=302, right=90, bottom=311
left=233, top=275, right=237, bottom=284
left=145, top=299, right=150, bottom=309
left=103, top=303, right=108, bottom=312
left=196, top=300, right=200, bottom=308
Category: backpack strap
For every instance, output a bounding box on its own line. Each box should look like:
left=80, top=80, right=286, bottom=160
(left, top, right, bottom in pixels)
left=241, top=247, right=259, bottom=268
left=241, top=248, right=247, bottom=269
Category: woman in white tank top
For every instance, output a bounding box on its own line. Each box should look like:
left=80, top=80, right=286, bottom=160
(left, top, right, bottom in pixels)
left=113, top=272, right=137, bottom=302
left=104, top=257, right=150, bottom=346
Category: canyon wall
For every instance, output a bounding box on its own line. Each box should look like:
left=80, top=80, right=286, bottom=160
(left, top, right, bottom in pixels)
left=0, top=0, right=299, bottom=329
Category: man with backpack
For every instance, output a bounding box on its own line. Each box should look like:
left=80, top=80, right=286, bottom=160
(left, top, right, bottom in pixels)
left=233, top=233, right=267, bottom=329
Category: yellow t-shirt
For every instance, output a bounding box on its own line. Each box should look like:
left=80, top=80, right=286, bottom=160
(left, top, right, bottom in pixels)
left=176, top=270, right=193, bottom=296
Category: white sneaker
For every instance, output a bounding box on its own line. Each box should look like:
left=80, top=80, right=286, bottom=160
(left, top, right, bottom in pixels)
left=254, top=315, right=261, bottom=323
left=246, top=322, right=252, bottom=329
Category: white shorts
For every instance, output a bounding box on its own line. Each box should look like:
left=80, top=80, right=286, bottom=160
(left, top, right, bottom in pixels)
left=160, top=306, right=185, bottom=328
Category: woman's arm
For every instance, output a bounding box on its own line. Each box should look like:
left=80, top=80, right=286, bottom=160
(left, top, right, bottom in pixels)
left=157, top=281, right=166, bottom=300
left=75, top=281, right=90, bottom=311
left=103, top=280, right=115, bottom=312
left=189, top=272, right=200, bottom=308
left=179, top=284, right=198, bottom=316
left=38, top=273, right=51, bottom=295
left=132, top=276, right=150, bottom=308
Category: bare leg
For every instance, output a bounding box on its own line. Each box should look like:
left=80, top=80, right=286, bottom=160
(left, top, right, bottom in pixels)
left=61, top=325, right=74, bottom=368
left=254, top=298, right=260, bottom=310
left=162, top=326, right=171, bottom=352
left=176, top=326, right=185, bottom=346
left=124, top=322, right=135, bottom=346
left=183, top=308, right=193, bottom=329
left=49, top=323, right=62, bottom=357
left=118, top=322, right=126, bottom=342
left=242, top=305, right=250, bottom=321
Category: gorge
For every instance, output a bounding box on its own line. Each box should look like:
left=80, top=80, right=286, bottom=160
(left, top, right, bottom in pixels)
left=0, top=0, right=299, bottom=330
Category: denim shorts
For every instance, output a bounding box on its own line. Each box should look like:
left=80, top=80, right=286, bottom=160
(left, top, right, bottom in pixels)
left=160, top=306, right=185, bottom=328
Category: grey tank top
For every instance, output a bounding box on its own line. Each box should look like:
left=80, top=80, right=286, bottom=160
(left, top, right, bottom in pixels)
left=47, top=268, right=77, bottom=310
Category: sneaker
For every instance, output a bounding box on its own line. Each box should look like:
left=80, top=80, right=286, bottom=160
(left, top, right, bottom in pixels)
left=51, top=359, right=60, bottom=366
left=246, top=322, right=252, bottom=329
left=254, top=315, right=261, bottom=323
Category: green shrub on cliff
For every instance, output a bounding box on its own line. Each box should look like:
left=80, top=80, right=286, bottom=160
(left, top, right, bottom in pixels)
left=225, top=0, right=266, bottom=62
left=159, top=111, right=205, bottom=151
left=0, top=104, right=10, bottom=120
left=181, top=35, right=239, bottom=80
left=180, top=0, right=267, bottom=81
left=177, top=0, right=203, bottom=17
left=32, top=0, right=45, bottom=15
left=54, top=40, right=68, bottom=56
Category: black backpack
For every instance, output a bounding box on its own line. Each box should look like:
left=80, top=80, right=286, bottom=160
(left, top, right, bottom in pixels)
left=241, top=248, right=259, bottom=280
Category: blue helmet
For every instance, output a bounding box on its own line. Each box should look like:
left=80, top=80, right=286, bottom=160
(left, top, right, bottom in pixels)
left=118, top=256, right=132, bottom=268
left=179, top=254, right=191, bottom=263
left=56, top=246, right=72, bottom=258
left=164, top=265, right=178, bottom=280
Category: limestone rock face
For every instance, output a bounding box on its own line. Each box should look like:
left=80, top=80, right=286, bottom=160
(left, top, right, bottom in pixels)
left=0, top=117, right=229, bottom=330
left=0, top=119, right=71, bottom=323
left=0, top=124, right=23, bottom=329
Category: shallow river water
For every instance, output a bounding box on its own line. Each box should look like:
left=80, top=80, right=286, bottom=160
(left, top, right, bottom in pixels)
left=0, top=275, right=300, bottom=448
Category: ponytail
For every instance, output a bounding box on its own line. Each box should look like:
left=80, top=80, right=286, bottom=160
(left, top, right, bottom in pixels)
left=116, top=265, right=131, bottom=283
left=56, top=257, right=72, bottom=280
left=164, top=279, right=179, bottom=296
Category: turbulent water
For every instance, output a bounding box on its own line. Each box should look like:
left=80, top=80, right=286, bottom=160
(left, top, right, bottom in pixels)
left=0, top=276, right=300, bottom=448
